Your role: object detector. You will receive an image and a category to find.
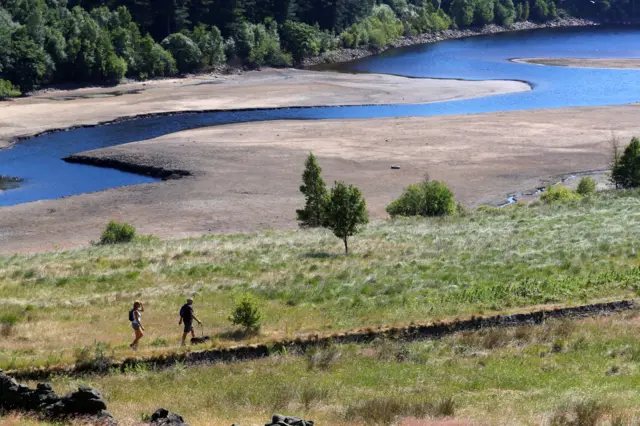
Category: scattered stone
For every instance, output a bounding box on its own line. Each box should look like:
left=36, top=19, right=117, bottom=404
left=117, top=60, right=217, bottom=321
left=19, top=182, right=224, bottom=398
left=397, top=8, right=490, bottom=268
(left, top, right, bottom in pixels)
left=264, top=414, right=314, bottom=426
left=150, top=408, right=190, bottom=426
left=0, top=370, right=114, bottom=424
left=391, top=165, right=401, bottom=169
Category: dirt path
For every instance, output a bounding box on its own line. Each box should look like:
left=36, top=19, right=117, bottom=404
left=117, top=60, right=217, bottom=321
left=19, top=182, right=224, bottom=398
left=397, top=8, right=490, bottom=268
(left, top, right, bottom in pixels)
left=8, top=299, right=634, bottom=380
left=1, top=103, right=639, bottom=254
left=514, top=57, right=640, bottom=69
left=0, top=68, right=529, bottom=149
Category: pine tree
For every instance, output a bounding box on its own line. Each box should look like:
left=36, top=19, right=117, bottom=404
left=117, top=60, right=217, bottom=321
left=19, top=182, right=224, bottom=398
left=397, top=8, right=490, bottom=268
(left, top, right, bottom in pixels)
left=296, top=152, right=328, bottom=228
left=612, top=137, right=640, bottom=189
left=323, top=181, right=368, bottom=254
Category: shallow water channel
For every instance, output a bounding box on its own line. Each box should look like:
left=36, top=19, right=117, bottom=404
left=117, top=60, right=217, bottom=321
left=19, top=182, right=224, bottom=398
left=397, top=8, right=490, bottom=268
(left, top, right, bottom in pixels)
left=2, top=25, right=640, bottom=206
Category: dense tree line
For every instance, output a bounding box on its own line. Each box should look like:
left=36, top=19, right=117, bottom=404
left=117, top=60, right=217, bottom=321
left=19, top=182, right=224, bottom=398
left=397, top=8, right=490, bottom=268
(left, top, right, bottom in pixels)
left=0, top=0, right=635, bottom=97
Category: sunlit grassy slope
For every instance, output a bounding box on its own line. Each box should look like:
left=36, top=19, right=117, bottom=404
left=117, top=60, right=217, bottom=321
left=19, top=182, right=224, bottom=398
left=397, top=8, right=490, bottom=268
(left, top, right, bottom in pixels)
left=2, top=191, right=640, bottom=371
left=27, top=311, right=640, bottom=425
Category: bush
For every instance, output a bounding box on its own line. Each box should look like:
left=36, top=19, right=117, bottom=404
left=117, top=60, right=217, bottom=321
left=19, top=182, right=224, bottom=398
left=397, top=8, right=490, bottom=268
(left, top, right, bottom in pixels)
left=74, top=341, right=112, bottom=372
left=386, top=180, right=455, bottom=217
left=0, top=79, right=20, bottom=99
left=612, top=137, right=640, bottom=189
left=575, top=176, right=596, bottom=195
left=99, top=220, right=136, bottom=244
left=306, top=343, right=341, bottom=371
left=229, top=294, right=262, bottom=333
left=161, top=33, right=203, bottom=73
left=189, top=24, right=225, bottom=67
left=137, top=34, right=177, bottom=78
left=539, top=184, right=579, bottom=204
left=281, top=21, right=321, bottom=63
left=550, top=399, right=611, bottom=426
left=340, top=5, right=403, bottom=49
left=345, top=396, right=454, bottom=424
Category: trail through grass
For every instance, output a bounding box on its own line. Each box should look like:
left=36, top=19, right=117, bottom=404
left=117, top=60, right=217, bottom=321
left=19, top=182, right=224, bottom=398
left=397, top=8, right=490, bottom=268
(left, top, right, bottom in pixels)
left=21, top=311, right=640, bottom=425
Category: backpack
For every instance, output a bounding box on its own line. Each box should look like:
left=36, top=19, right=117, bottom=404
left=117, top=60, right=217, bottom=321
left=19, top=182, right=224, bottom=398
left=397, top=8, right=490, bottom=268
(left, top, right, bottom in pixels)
left=129, top=309, right=134, bottom=322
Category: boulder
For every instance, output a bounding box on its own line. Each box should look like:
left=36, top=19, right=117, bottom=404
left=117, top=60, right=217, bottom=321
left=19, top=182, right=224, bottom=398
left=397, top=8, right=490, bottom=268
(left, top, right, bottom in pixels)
left=265, top=414, right=314, bottom=426
left=56, top=385, right=108, bottom=415
left=0, top=371, right=113, bottom=424
left=150, top=408, right=190, bottom=426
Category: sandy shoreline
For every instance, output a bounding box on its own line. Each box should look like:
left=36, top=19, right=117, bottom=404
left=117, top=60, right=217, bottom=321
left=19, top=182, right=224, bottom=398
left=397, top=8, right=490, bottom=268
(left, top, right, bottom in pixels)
left=2, top=103, right=640, bottom=254
left=514, top=57, right=640, bottom=69
left=0, top=68, right=529, bottom=150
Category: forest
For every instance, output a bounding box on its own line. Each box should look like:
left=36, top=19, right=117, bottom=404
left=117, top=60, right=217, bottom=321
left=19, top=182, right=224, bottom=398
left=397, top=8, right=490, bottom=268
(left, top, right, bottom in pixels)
left=0, top=0, right=631, bottom=97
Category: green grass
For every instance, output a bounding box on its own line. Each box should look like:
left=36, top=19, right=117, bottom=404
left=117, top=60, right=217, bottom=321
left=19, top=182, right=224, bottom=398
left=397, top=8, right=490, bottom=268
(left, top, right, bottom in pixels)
left=2, top=190, right=640, bottom=369
left=23, top=312, right=640, bottom=425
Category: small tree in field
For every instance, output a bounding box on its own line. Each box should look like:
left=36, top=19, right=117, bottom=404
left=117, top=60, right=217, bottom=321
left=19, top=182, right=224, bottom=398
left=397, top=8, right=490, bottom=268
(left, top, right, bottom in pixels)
left=575, top=176, right=596, bottom=196
left=229, top=294, right=262, bottom=334
left=612, top=137, right=640, bottom=189
left=323, top=181, right=368, bottom=254
left=296, top=152, right=327, bottom=227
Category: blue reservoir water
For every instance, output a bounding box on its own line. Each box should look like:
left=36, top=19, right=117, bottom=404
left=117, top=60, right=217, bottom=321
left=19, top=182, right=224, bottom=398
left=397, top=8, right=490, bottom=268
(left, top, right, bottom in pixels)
left=2, top=26, right=640, bottom=206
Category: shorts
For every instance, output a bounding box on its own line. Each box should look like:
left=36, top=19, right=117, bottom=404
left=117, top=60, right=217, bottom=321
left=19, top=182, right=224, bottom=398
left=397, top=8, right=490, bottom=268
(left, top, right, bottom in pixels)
left=132, top=323, right=141, bottom=331
left=183, top=322, right=193, bottom=333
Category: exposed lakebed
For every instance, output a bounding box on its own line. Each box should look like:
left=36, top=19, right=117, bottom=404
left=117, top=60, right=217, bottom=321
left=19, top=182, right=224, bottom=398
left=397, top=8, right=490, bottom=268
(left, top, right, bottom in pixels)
left=2, top=25, right=640, bottom=206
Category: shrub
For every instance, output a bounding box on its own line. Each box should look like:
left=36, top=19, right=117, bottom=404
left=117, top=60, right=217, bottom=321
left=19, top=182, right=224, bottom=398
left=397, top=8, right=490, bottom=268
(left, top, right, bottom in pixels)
left=296, top=152, right=327, bottom=228
left=0, top=79, right=20, bottom=99
left=74, top=341, right=112, bottom=372
left=323, top=181, right=369, bottom=254
left=189, top=24, right=225, bottom=67
left=340, top=5, right=403, bottom=50
left=344, top=396, right=453, bottom=424
left=539, top=184, right=579, bottom=204
left=612, top=137, right=640, bottom=189
left=280, top=20, right=321, bottom=63
left=550, top=399, right=611, bottom=426
left=229, top=294, right=262, bottom=333
left=137, top=34, right=177, bottom=78
left=161, top=33, right=203, bottom=73
left=99, top=220, right=136, bottom=244
left=306, top=343, right=341, bottom=371
left=0, top=310, right=22, bottom=337
left=386, top=180, right=455, bottom=217
left=575, top=176, right=596, bottom=195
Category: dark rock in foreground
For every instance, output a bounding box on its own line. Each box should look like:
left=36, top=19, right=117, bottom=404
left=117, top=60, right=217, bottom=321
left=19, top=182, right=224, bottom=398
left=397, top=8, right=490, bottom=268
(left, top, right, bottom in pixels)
left=150, top=408, right=190, bottom=426
left=266, top=414, right=315, bottom=426
left=0, top=369, right=114, bottom=424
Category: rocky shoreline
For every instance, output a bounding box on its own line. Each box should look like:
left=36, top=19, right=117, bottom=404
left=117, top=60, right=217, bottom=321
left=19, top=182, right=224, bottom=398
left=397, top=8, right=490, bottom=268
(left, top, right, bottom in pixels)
left=0, top=175, right=23, bottom=191
left=303, top=17, right=598, bottom=67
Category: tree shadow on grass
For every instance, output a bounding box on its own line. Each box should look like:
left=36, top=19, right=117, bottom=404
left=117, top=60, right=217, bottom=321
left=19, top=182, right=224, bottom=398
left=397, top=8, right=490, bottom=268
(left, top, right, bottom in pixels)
left=216, top=328, right=260, bottom=342
left=300, top=252, right=341, bottom=259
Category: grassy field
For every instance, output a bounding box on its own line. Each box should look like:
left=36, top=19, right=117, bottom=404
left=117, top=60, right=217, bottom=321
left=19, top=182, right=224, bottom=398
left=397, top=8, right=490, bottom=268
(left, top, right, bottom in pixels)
left=16, top=311, right=640, bottom=425
left=3, top=190, right=640, bottom=424
left=2, top=190, right=640, bottom=371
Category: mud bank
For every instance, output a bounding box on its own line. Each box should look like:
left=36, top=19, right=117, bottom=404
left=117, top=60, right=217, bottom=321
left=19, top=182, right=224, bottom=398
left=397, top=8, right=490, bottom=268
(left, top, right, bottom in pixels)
left=2, top=103, right=640, bottom=254
left=514, top=57, right=640, bottom=69
left=0, top=69, right=529, bottom=150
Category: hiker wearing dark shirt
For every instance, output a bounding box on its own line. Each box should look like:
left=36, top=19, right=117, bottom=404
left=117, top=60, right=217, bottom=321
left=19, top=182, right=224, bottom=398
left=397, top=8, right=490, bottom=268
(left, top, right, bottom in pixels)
left=179, top=297, right=202, bottom=346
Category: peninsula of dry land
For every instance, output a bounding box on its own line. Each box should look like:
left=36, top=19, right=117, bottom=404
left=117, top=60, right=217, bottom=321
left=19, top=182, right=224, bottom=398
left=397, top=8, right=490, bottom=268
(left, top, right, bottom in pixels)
left=0, top=68, right=529, bottom=149
left=1, top=99, right=640, bottom=253
left=514, top=57, right=640, bottom=69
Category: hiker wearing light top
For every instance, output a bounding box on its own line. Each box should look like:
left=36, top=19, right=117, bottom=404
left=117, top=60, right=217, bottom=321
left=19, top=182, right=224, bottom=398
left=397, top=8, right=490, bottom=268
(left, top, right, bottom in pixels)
left=179, top=297, right=202, bottom=346
left=129, top=301, right=144, bottom=350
